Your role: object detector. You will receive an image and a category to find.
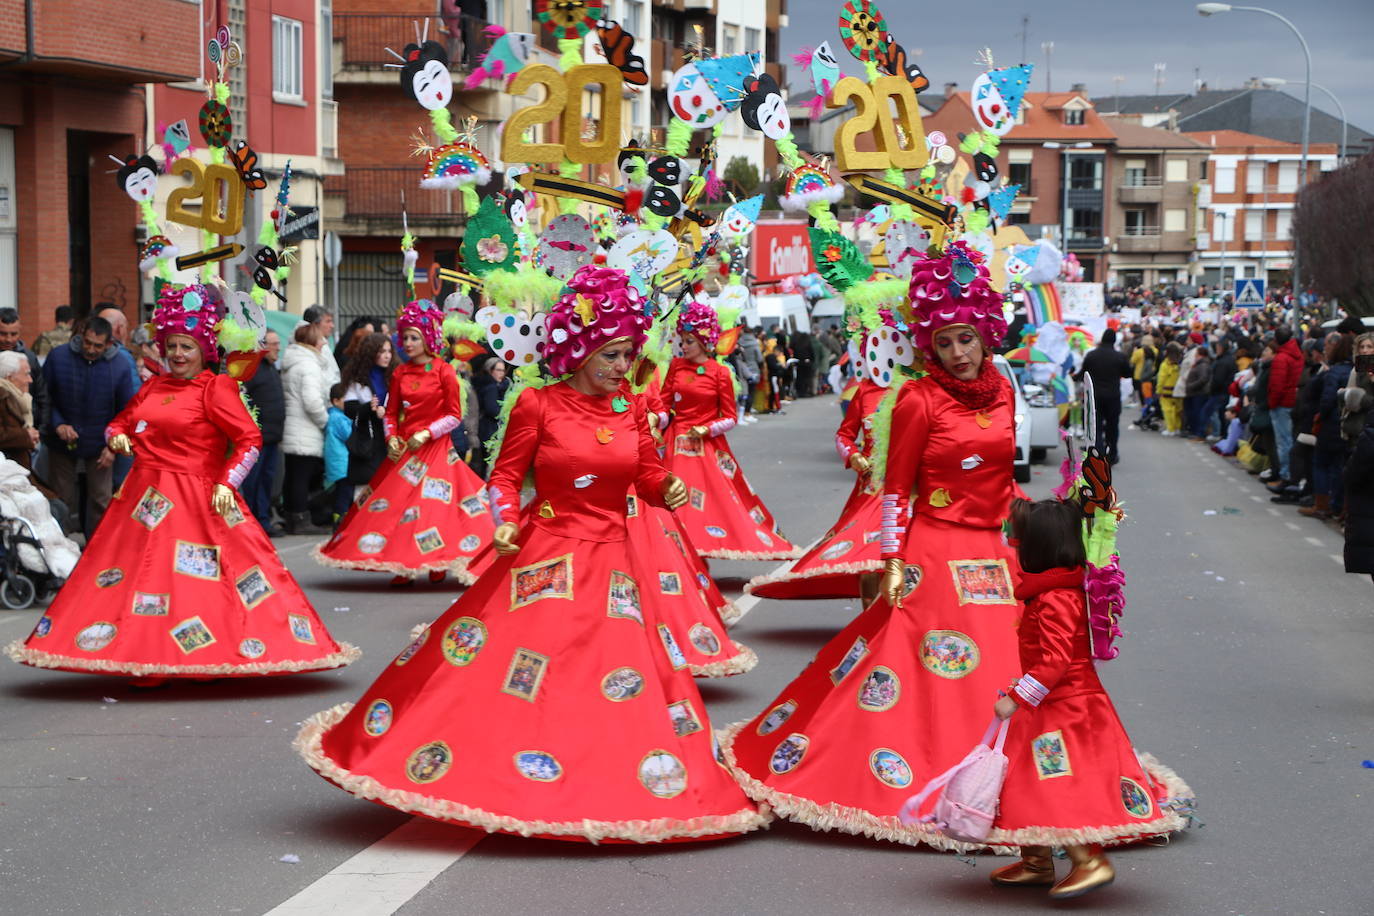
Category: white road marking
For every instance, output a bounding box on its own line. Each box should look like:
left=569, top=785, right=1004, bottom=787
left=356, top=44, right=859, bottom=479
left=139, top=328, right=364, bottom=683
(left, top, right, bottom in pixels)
left=262, top=817, right=484, bottom=916
left=1267, top=508, right=1283, bottom=517
left=1286, top=522, right=1302, bottom=532
left=1249, top=495, right=1263, bottom=503
left=1304, top=536, right=1325, bottom=548
left=731, top=536, right=822, bottom=624
left=1330, top=554, right=1345, bottom=565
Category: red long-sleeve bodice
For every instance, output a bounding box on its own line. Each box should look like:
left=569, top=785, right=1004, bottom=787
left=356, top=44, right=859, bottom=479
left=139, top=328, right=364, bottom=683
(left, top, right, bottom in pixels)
left=385, top=359, right=462, bottom=440
left=835, top=379, right=887, bottom=463
left=663, top=357, right=736, bottom=436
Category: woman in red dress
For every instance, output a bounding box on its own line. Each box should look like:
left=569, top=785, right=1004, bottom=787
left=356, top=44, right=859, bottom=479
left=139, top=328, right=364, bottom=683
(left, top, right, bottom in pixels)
left=985, top=498, right=1191, bottom=898
left=747, top=320, right=919, bottom=604
left=662, top=302, right=798, bottom=561
left=296, top=267, right=768, bottom=842
left=6, top=284, right=358, bottom=684
left=724, top=244, right=1030, bottom=846
left=314, top=300, right=491, bottom=585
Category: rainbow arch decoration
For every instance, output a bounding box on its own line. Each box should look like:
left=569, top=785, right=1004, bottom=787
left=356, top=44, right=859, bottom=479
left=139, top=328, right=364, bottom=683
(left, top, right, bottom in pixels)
left=1023, top=282, right=1062, bottom=327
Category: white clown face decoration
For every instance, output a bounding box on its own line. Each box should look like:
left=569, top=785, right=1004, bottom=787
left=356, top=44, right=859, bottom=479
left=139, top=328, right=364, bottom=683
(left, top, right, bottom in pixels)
left=720, top=200, right=760, bottom=238
left=669, top=63, right=728, bottom=128
left=477, top=305, right=546, bottom=367
left=971, top=72, right=1013, bottom=136
left=741, top=73, right=790, bottom=141
left=117, top=155, right=159, bottom=202
left=401, top=41, right=454, bottom=111
left=864, top=326, right=915, bottom=388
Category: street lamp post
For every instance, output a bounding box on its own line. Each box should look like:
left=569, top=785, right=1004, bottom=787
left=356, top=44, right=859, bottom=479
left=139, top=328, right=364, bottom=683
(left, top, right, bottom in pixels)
left=1261, top=76, right=1347, bottom=164
left=1198, top=3, right=1309, bottom=328
left=1216, top=211, right=1229, bottom=293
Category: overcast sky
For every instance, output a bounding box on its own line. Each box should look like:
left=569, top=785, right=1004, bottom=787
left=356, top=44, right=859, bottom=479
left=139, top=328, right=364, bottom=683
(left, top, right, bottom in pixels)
left=782, top=0, right=1374, bottom=133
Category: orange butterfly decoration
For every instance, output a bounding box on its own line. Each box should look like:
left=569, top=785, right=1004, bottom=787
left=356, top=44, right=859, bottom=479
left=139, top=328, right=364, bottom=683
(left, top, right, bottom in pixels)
left=228, top=140, right=267, bottom=192
left=596, top=19, right=648, bottom=86
left=1077, top=446, right=1119, bottom=518
left=879, top=41, right=930, bottom=94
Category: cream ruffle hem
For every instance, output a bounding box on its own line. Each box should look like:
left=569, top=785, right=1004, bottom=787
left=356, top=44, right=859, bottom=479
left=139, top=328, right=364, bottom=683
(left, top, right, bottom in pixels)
left=689, top=640, right=758, bottom=678
left=6, top=640, right=361, bottom=677
left=743, top=558, right=882, bottom=595
left=697, top=546, right=804, bottom=562
left=310, top=544, right=478, bottom=585
left=295, top=704, right=774, bottom=844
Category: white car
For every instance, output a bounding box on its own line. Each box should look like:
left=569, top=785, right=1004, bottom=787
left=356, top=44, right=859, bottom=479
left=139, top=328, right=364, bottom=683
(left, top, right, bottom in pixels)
left=992, top=355, right=1032, bottom=483
left=1020, top=375, right=1068, bottom=463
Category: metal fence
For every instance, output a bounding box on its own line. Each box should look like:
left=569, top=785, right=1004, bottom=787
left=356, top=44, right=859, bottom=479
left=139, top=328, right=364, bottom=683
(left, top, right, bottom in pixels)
left=335, top=13, right=489, bottom=70
left=326, top=168, right=468, bottom=221
left=336, top=251, right=410, bottom=321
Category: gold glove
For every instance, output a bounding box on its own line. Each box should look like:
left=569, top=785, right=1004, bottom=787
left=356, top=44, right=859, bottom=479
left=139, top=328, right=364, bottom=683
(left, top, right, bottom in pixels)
left=880, top=557, right=906, bottom=606
left=407, top=429, right=432, bottom=451
left=108, top=433, right=132, bottom=456
left=493, top=522, right=521, bottom=556
left=849, top=453, right=872, bottom=475
left=211, top=484, right=237, bottom=519
left=387, top=436, right=406, bottom=461
left=662, top=474, right=688, bottom=510
left=690, top=424, right=710, bottom=438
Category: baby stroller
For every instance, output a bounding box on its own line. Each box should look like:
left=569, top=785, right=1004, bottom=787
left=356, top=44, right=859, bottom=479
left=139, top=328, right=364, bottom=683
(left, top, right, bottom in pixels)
left=0, top=515, right=64, bottom=609
left=1135, top=383, right=1163, bottom=432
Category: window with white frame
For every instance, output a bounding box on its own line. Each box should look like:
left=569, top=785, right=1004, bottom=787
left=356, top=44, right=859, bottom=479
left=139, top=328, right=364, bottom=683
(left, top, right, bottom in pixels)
left=1165, top=158, right=1188, bottom=182
left=1275, top=209, right=1293, bottom=240
left=1164, top=208, right=1186, bottom=232
left=623, top=0, right=642, bottom=37
left=722, top=23, right=738, bottom=56
left=745, top=27, right=760, bottom=51
left=320, top=0, right=332, bottom=100
left=1215, top=212, right=1236, bottom=241
left=1277, top=161, right=1298, bottom=192
left=490, top=0, right=506, bottom=27
left=1245, top=210, right=1263, bottom=241
left=1245, top=161, right=1264, bottom=193
left=273, top=16, right=303, bottom=100
left=1215, top=163, right=1236, bottom=194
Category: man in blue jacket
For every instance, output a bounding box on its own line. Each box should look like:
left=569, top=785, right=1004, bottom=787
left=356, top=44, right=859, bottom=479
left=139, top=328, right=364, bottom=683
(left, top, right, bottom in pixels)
left=42, top=315, right=136, bottom=537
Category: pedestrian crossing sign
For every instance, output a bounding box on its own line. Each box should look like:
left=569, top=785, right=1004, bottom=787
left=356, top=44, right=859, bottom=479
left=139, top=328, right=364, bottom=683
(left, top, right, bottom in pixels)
left=1233, top=278, right=1266, bottom=308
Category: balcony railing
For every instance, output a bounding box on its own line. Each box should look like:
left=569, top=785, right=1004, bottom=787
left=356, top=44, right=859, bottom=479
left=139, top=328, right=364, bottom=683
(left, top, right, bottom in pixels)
left=1121, top=225, right=1161, bottom=237
left=1121, top=175, right=1163, bottom=187
left=336, top=13, right=487, bottom=70
left=327, top=168, right=468, bottom=221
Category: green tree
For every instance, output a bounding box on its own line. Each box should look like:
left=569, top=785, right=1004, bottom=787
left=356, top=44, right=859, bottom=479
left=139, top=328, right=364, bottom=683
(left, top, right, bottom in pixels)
left=722, top=156, right=761, bottom=195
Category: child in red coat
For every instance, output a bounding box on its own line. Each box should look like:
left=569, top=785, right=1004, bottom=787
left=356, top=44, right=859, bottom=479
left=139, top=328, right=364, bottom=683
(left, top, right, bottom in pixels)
left=989, top=497, right=1190, bottom=900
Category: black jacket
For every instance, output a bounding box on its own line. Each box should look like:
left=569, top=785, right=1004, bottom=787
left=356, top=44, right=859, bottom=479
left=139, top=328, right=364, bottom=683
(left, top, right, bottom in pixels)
left=1081, top=345, right=1132, bottom=404
left=472, top=372, right=510, bottom=446
left=243, top=359, right=286, bottom=445
left=1344, top=419, right=1374, bottom=573
left=1210, top=351, right=1238, bottom=396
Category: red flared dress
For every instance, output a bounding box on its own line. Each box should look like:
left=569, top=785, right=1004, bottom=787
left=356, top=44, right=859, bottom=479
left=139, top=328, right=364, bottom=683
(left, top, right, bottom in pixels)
left=314, top=358, right=491, bottom=580
left=724, top=372, right=1030, bottom=849
left=296, top=382, right=769, bottom=842
left=662, top=358, right=798, bottom=561
left=6, top=371, right=358, bottom=677
left=748, top=379, right=899, bottom=599
left=986, top=568, right=1191, bottom=847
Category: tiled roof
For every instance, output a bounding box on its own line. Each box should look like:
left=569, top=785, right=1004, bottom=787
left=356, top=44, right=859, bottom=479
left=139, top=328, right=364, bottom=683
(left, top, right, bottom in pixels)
left=1107, top=120, right=1210, bottom=150
left=923, top=91, right=1117, bottom=143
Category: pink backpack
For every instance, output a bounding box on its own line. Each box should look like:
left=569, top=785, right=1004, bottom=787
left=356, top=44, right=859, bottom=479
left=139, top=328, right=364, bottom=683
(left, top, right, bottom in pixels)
left=898, top=718, right=1010, bottom=844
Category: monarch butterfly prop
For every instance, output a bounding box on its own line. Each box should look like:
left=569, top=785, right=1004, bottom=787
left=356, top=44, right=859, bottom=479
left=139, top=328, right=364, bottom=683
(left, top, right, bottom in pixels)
left=228, top=141, right=267, bottom=192
left=1077, top=446, right=1117, bottom=518
left=595, top=19, right=647, bottom=86
left=880, top=41, right=930, bottom=94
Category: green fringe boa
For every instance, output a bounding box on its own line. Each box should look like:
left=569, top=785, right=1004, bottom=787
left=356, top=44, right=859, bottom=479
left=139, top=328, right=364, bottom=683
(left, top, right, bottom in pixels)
left=430, top=107, right=458, bottom=144
left=868, top=368, right=927, bottom=490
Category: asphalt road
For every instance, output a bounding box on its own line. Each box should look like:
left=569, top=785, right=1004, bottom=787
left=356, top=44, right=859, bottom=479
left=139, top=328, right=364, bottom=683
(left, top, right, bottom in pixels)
left=1, top=395, right=1370, bottom=916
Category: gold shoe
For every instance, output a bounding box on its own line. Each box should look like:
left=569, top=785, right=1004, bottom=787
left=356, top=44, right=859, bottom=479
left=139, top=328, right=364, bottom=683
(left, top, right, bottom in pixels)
left=1049, top=844, right=1115, bottom=899
left=990, top=846, right=1055, bottom=886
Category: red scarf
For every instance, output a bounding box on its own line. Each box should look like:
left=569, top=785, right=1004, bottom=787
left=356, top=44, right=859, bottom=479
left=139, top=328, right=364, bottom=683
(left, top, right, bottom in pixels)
left=925, top=357, right=1004, bottom=410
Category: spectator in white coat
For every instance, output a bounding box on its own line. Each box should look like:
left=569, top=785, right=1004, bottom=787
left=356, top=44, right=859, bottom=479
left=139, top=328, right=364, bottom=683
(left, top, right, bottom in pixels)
left=280, top=323, right=330, bottom=535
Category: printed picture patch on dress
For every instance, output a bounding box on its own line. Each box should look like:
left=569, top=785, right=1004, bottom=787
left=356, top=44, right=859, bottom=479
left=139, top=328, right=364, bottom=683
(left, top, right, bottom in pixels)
left=658, top=572, right=682, bottom=595
left=712, top=731, right=730, bottom=770
left=673, top=435, right=704, bottom=457
left=947, top=559, right=1016, bottom=605
left=606, top=570, right=643, bottom=624
left=756, top=699, right=798, bottom=735
left=399, top=455, right=427, bottom=486
left=715, top=451, right=738, bottom=478
left=364, top=699, right=393, bottom=736
left=174, top=540, right=220, bottom=580
left=131, top=592, right=170, bottom=616
left=1121, top=777, right=1154, bottom=818
left=756, top=530, right=774, bottom=547
left=666, top=531, right=686, bottom=555
left=235, top=566, right=275, bottom=610
left=421, top=477, right=453, bottom=503
left=447, top=444, right=461, bottom=465
left=354, top=486, right=372, bottom=505
left=400, top=507, right=420, bottom=524
left=405, top=741, right=453, bottom=784
left=1032, top=730, right=1073, bottom=780
left=601, top=666, right=645, bottom=701
left=903, top=564, right=924, bottom=597
left=393, top=627, right=429, bottom=665
left=704, top=525, right=727, bottom=539
left=920, top=630, right=979, bottom=679
left=441, top=616, right=487, bottom=666
left=511, top=553, right=574, bottom=609
left=74, top=621, right=117, bottom=652
left=501, top=647, right=549, bottom=702
left=220, top=499, right=246, bottom=527
left=96, top=567, right=124, bottom=588
left=639, top=749, right=688, bottom=798
left=460, top=495, right=485, bottom=517
left=414, top=526, right=446, bottom=554
left=820, top=539, right=854, bottom=561
left=458, top=533, right=481, bottom=553
left=31, top=615, right=52, bottom=639
left=689, top=488, right=705, bottom=511
left=131, top=486, right=174, bottom=530
left=829, top=635, right=870, bottom=684
left=238, top=638, right=266, bottom=659
left=358, top=532, right=388, bottom=554
left=514, top=750, right=563, bottom=782
left=863, top=530, right=882, bottom=544
left=625, top=494, right=638, bottom=518
left=169, top=616, right=216, bottom=654
left=857, top=666, right=900, bottom=711
left=288, top=613, right=316, bottom=645
left=666, top=699, right=705, bottom=737
left=770, top=733, right=810, bottom=774
left=749, top=506, right=766, bottom=526
left=694, top=571, right=711, bottom=591
left=657, top=624, right=688, bottom=670
left=368, top=498, right=390, bottom=513
left=687, top=623, right=721, bottom=656
left=870, top=748, right=914, bottom=788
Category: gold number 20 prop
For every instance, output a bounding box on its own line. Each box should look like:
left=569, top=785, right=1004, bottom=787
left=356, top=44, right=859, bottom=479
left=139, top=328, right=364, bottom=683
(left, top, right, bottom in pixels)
left=829, top=75, right=928, bottom=173
left=166, top=158, right=245, bottom=237
left=502, top=63, right=625, bottom=165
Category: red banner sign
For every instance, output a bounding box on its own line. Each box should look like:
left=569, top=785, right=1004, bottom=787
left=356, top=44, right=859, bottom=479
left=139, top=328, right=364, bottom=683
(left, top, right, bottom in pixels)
left=750, top=220, right=816, bottom=283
